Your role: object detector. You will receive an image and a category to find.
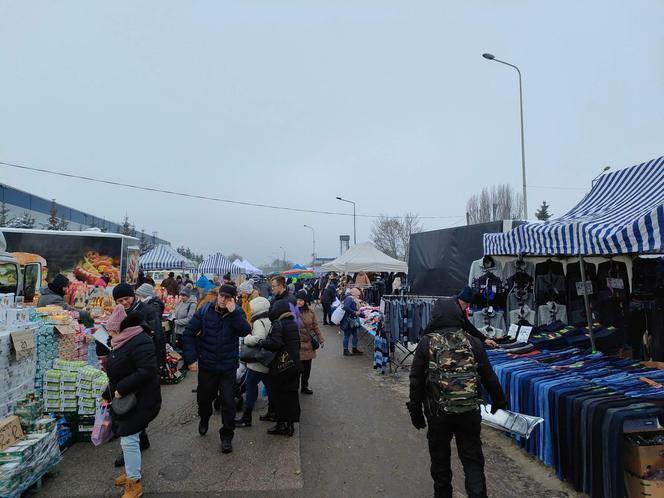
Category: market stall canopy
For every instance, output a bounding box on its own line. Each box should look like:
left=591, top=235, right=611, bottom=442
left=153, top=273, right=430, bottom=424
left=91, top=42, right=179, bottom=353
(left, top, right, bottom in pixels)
left=232, top=258, right=263, bottom=275
left=484, top=156, right=664, bottom=256
left=198, top=253, right=242, bottom=275
left=281, top=268, right=314, bottom=276
left=321, top=241, right=408, bottom=273
left=139, top=244, right=196, bottom=270
left=290, top=264, right=307, bottom=270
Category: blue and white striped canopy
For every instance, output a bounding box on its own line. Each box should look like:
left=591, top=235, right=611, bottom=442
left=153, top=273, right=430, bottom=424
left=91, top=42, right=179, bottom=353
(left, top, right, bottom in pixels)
left=140, top=244, right=197, bottom=270
left=484, top=156, right=664, bottom=256
left=198, top=253, right=242, bottom=275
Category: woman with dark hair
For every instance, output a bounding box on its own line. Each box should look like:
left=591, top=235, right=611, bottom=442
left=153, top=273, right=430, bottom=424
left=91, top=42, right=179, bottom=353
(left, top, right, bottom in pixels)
left=296, top=290, right=324, bottom=395
left=259, top=298, right=302, bottom=436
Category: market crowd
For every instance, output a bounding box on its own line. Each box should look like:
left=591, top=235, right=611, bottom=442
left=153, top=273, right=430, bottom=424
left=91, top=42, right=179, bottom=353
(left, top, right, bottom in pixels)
left=87, top=270, right=337, bottom=498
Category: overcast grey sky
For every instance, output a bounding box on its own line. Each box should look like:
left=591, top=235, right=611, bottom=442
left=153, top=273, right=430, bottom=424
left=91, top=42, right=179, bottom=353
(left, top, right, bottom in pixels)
left=1, top=1, right=663, bottom=266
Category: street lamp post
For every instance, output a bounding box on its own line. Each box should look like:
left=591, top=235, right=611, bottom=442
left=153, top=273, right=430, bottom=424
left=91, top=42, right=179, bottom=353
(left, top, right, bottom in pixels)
left=482, top=52, right=528, bottom=220
left=336, top=196, right=356, bottom=244
left=591, top=166, right=611, bottom=187
left=279, top=246, right=286, bottom=268
left=303, top=225, right=316, bottom=266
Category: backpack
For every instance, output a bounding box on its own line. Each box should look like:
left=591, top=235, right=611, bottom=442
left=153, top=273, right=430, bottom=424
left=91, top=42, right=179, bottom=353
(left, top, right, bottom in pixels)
left=425, top=330, right=481, bottom=415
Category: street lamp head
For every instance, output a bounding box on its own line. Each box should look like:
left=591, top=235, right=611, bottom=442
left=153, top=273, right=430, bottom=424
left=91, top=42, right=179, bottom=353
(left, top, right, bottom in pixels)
left=603, top=166, right=611, bottom=172
left=482, top=53, right=495, bottom=60
left=335, top=196, right=343, bottom=200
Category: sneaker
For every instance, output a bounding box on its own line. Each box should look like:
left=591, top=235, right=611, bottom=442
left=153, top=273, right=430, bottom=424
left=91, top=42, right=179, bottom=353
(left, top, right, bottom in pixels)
left=343, top=350, right=351, bottom=356
left=221, top=439, right=233, bottom=454
left=352, top=348, right=364, bottom=355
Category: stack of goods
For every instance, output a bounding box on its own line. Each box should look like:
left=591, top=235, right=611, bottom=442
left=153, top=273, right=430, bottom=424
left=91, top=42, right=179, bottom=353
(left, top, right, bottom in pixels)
left=0, top=393, right=60, bottom=498
left=0, top=327, right=37, bottom=418
left=42, top=360, right=86, bottom=413
left=64, top=282, right=93, bottom=309
left=33, top=322, right=59, bottom=393
left=77, top=365, right=107, bottom=415
left=88, top=295, right=115, bottom=318
left=488, top=348, right=664, bottom=498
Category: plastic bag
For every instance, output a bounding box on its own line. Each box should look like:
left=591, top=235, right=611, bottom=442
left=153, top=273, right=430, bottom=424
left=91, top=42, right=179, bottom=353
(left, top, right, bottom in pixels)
left=331, top=305, right=346, bottom=325
left=332, top=298, right=341, bottom=308
left=480, top=404, right=543, bottom=439
left=91, top=404, right=113, bottom=446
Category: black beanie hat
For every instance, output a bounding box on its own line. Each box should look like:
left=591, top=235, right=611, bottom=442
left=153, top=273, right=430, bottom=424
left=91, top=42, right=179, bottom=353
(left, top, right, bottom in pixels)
left=295, top=289, right=309, bottom=303
left=219, top=284, right=237, bottom=298
left=48, top=274, right=70, bottom=297
left=112, top=283, right=135, bottom=301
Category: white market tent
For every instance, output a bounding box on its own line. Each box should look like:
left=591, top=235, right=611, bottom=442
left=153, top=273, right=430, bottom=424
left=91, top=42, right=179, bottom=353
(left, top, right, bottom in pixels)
left=232, top=258, right=264, bottom=275
left=139, top=244, right=197, bottom=270
left=321, top=241, right=408, bottom=273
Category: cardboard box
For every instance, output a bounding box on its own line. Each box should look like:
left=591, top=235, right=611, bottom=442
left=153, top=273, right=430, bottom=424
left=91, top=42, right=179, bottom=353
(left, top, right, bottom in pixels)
left=624, top=471, right=664, bottom=498
left=624, top=432, right=664, bottom=476
left=0, top=416, right=24, bottom=452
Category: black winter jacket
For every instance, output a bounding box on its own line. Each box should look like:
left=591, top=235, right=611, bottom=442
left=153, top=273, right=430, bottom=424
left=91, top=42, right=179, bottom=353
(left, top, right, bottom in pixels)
left=182, top=304, right=251, bottom=372
left=262, top=299, right=302, bottom=389
left=140, top=297, right=167, bottom=366
left=320, top=284, right=337, bottom=305
left=105, top=314, right=162, bottom=436
left=409, top=297, right=506, bottom=417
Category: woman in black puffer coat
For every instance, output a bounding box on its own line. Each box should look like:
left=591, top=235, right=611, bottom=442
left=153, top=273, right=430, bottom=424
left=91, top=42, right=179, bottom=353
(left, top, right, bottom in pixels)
left=260, top=298, right=302, bottom=436
left=103, top=307, right=161, bottom=495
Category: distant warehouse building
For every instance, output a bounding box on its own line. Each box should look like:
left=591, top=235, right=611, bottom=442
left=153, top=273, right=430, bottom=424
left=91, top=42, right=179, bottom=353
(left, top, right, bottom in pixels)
left=0, top=183, right=170, bottom=245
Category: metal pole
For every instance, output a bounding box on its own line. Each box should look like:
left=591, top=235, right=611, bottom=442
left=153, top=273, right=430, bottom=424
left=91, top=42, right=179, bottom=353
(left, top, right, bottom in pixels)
left=517, top=67, right=527, bottom=220
left=578, top=256, right=597, bottom=352
left=353, top=202, right=356, bottom=245
left=482, top=54, right=527, bottom=220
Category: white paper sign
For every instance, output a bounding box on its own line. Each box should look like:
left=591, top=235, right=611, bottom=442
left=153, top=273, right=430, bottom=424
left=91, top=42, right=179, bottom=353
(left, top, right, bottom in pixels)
left=607, top=278, right=624, bottom=290
left=575, top=281, right=594, bottom=296
left=92, top=326, right=111, bottom=350
left=508, top=324, right=520, bottom=339
left=516, top=326, right=533, bottom=343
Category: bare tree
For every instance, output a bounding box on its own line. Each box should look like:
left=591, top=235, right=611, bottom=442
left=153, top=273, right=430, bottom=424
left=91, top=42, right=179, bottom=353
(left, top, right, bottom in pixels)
left=466, top=184, right=524, bottom=224
left=371, top=213, right=423, bottom=261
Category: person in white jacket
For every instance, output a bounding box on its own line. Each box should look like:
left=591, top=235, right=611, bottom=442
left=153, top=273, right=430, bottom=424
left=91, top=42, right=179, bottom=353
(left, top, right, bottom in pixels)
left=235, top=297, right=272, bottom=427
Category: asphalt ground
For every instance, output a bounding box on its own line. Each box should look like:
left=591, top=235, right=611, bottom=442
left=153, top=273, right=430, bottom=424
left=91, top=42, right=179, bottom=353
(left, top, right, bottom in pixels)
left=39, top=315, right=585, bottom=498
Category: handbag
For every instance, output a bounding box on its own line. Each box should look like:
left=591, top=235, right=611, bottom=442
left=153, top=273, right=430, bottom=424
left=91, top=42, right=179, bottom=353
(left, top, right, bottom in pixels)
left=111, top=392, right=137, bottom=416
left=241, top=344, right=275, bottom=367
left=310, top=333, right=320, bottom=351
left=91, top=403, right=113, bottom=446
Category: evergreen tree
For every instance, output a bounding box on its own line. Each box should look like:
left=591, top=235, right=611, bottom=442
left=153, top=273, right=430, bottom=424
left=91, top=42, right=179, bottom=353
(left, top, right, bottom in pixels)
left=535, top=201, right=552, bottom=221
left=120, top=216, right=133, bottom=236
left=0, top=202, right=10, bottom=227
left=9, top=211, right=36, bottom=229
left=139, top=229, right=152, bottom=254
left=44, top=199, right=61, bottom=230
left=57, top=218, right=69, bottom=230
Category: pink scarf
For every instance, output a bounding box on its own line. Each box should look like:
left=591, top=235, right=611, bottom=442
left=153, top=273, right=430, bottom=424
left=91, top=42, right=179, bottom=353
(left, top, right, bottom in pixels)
left=111, top=326, right=145, bottom=350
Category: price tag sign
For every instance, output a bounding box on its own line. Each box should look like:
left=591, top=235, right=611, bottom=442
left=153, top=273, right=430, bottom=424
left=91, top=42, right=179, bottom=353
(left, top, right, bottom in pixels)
left=575, top=281, right=594, bottom=296
left=607, top=278, right=624, bottom=290
left=516, top=326, right=533, bottom=343
left=0, top=416, right=24, bottom=451
left=508, top=324, right=520, bottom=339
left=10, top=329, right=35, bottom=361
left=54, top=324, right=76, bottom=336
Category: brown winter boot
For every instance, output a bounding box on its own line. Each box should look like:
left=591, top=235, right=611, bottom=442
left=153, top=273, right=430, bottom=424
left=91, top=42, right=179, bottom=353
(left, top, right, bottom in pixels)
left=114, top=473, right=127, bottom=487
left=121, top=479, right=143, bottom=498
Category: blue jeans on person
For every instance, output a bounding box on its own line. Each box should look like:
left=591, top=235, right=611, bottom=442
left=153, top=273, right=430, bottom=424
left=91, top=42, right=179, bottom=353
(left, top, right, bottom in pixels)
left=245, top=369, right=269, bottom=412
left=120, top=432, right=141, bottom=481
left=343, top=327, right=358, bottom=350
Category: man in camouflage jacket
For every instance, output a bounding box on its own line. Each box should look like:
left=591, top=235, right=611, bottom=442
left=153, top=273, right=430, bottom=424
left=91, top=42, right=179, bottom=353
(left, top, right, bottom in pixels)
left=408, top=297, right=507, bottom=498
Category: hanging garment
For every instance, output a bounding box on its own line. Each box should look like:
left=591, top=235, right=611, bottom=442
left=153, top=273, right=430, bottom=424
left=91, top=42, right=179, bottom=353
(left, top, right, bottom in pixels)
left=509, top=305, right=536, bottom=327
left=468, top=255, right=504, bottom=285
left=537, top=302, right=568, bottom=325
left=507, top=289, right=535, bottom=319
left=535, top=260, right=566, bottom=306
left=566, top=262, right=598, bottom=326
left=471, top=308, right=507, bottom=332
left=479, top=325, right=506, bottom=339
left=596, top=260, right=630, bottom=327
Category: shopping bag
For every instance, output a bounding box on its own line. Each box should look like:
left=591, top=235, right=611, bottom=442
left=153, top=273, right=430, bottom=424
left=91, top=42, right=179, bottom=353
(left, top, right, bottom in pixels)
left=91, top=403, right=114, bottom=446
left=269, top=350, right=296, bottom=377
left=332, top=298, right=341, bottom=309
left=480, top=404, right=543, bottom=439
left=331, top=305, right=346, bottom=325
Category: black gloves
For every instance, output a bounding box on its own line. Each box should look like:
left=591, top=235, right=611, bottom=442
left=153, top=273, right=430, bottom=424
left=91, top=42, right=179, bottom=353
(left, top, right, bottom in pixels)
left=490, top=401, right=507, bottom=414
left=406, top=401, right=426, bottom=430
